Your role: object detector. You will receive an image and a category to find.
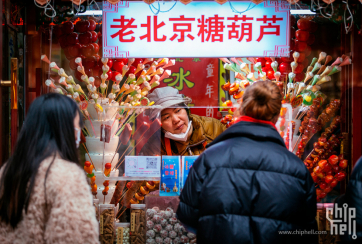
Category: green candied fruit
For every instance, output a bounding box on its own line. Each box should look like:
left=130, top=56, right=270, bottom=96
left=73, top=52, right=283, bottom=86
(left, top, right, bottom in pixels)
left=302, top=92, right=315, bottom=106
left=87, top=172, right=94, bottom=178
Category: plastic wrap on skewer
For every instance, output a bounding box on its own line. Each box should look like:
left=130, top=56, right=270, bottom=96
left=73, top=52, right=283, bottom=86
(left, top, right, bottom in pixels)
left=110, top=181, right=127, bottom=206
left=121, top=181, right=145, bottom=208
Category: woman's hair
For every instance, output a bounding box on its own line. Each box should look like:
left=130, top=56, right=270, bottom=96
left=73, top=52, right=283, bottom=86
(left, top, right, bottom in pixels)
left=0, top=93, right=83, bottom=228
left=239, top=80, right=282, bottom=121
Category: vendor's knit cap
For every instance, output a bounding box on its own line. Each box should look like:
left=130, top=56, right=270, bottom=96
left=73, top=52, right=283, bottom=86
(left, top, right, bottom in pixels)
left=145, top=87, right=192, bottom=120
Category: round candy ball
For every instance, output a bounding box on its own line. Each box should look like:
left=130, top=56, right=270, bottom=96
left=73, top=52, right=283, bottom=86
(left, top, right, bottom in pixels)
left=169, top=217, right=177, bottom=225
left=155, top=237, right=163, bottom=244
left=146, top=220, right=154, bottom=229
left=152, top=207, right=160, bottom=213
left=165, top=207, right=174, bottom=213
left=173, top=237, right=181, bottom=244
left=164, top=211, right=173, bottom=219
left=146, top=238, right=156, bottom=244
left=163, top=237, right=172, bottom=244
left=153, top=224, right=162, bottom=233
left=147, top=209, right=157, bottom=218
left=160, top=218, right=168, bottom=227
left=152, top=214, right=161, bottom=223
left=181, top=235, right=189, bottom=243
left=160, top=230, right=168, bottom=238
left=159, top=210, right=165, bottom=218
left=174, top=223, right=182, bottom=232
left=169, top=230, right=177, bottom=239
left=165, top=224, right=173, bottom=232
left=146, top=230, right=156, bottom=239
left=187, top=232, right=196, bottom=239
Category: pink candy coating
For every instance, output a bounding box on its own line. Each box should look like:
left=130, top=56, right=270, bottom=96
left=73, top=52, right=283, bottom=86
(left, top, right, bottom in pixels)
left=165, top=224, right=173, bottom=232
left=160, top=218, right=168, bottom=227
left=146, top=230, right=155, bottom=238
left=160, top=230, right=168, bottom=238
left=155, top=237, right=163, bottom=244
left=152, top=214, right=161, bottom=223
left=181, top=235, right=189, bottom=243
left=169, top=230, right=177, bottom=239
left=169, top=217, right=177, bottom=225
left=153, top=224, right=162, bottom=233
left=163, top=237, right=172, bottom=244
left=146, top=220, right=154, bottom=229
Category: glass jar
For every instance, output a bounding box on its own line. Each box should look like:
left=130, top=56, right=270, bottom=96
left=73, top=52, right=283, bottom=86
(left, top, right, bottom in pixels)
left=115, top=222, right=130, bottom=244
left=99, top=204, right=116, bottom=244
left=130, top=204, right=146, bottom=244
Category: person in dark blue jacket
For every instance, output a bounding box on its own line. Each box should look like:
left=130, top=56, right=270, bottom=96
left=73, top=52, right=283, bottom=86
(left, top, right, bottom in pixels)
left=334, top=156, right=362, bottom=243
left=177, top=80, right=318, bottom=244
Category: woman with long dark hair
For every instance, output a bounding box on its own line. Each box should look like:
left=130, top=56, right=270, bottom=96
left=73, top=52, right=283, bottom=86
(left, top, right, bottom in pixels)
left=0, top=93, right=99, bottom=243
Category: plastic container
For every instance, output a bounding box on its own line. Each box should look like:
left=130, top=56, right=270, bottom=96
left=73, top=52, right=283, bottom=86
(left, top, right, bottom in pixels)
left=144, top=195, right=197, bottom=243
left=96, top=187, right=116, bottom=205
left=115, top=222, right=130, bottom=244
left=93, top=199, right=99, bottom=221
left=88, top=98, right=119, bottom=120
left=85, top=119, right=119, bottom=138
left=99, top=204, right=116, bottom=244
left=85, top=153, right=119, bottom=170
left=94, top=169, right=119, bottom=187
left=85, top=136, right=119, bottom=154
left=130, top=204, right=146, bottom=244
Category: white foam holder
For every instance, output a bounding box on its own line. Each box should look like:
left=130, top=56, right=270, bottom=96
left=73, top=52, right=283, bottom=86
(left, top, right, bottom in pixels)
left=88, top=99, right=119, bottom=120
left=85, top=153, right=119, bottom=170
left=96, top=186, right=116, bottom=204
left=85, top=136, right=119, bottom=154
left=85, top=119, right=119, bottom=138
left=94, top=170, right=119, bottom=186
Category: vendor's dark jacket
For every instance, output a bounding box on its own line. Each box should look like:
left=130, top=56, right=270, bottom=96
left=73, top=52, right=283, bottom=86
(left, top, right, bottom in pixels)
left=335, top=156, right=362, bottom=243
left=177, top=121, right=318, bottom=244
left=141, top=114, right=226, bottom=156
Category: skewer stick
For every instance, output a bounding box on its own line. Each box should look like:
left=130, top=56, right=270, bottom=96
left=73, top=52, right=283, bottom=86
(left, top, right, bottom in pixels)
left=119, top=189, right=128, bottom=203
left=82, top=143, right=97, bottom=171
left=292, top=134, right=302, bottom=152
left=111, top=143, right=132, bottom=171
left=87, top=115, right=97, bottom=137
left=116, top=207, right=127, bottom=219
left=115, top=138, right=145, bottom=169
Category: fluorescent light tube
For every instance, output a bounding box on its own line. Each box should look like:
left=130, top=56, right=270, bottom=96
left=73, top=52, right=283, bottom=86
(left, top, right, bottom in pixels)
left=290, top=9, right=316, bottom=15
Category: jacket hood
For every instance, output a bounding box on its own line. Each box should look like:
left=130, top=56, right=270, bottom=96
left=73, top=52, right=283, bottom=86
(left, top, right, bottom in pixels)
left=207, top=121, right=286, bottom=149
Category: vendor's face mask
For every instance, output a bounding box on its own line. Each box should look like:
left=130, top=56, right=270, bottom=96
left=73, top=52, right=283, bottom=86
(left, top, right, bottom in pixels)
left=165, top=121, right=192, bottom=142
left=74, top=128, right=81, bottom=148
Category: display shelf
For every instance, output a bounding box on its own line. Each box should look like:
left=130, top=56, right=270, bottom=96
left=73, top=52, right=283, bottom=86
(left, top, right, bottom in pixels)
left=97, top=176, right=161, bottom=182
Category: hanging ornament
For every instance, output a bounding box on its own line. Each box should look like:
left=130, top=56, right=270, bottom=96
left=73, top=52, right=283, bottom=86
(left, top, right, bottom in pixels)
left=251, top=0, right=264, bottom=4
left=142, top=0, right=156, bottom=4
left=35, top=0, right=50, bottom=5
left=179, top=0, right=193, bottom=4
left=71, top=0, right=86, bottom=5
left=215, top=0, right=228, bottom=5
left=287, top=0, right=300, bottom=3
